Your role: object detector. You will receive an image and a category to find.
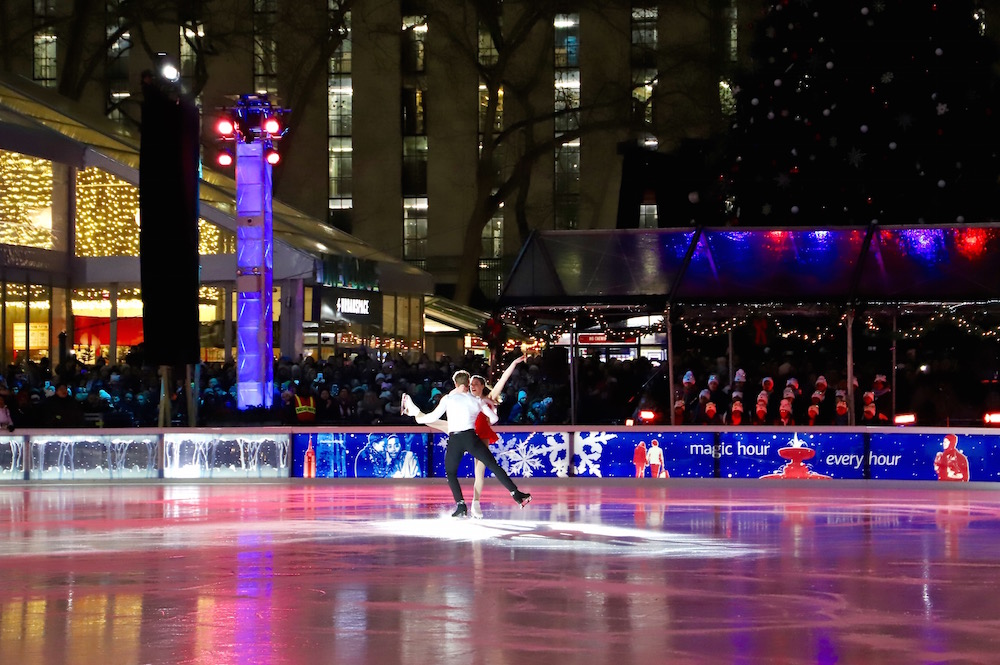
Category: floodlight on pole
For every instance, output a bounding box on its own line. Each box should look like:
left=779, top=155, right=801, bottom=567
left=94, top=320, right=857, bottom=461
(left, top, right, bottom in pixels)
left=214, top=93, right=289, bottom=410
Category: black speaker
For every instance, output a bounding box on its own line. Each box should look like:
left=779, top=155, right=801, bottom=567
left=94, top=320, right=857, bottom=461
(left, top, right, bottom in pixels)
left=139, top=77, right=201, bottom=367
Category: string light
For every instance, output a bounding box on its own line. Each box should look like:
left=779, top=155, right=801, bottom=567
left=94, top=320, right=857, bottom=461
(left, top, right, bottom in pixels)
left=75, top=167, right=235, bottom=257
left=0, top=150, right=55, bottom=249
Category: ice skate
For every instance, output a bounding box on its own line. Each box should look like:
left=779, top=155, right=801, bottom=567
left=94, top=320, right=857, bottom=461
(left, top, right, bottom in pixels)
left=451, top=501, right=468, bottom=518
left=511, top=490, right=532, bottom=508
left=470, top=500, right=484, bottom=519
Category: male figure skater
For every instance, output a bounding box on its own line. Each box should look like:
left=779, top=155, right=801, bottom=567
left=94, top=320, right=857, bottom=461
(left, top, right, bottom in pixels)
left=403, top=370, right=531, bottom=517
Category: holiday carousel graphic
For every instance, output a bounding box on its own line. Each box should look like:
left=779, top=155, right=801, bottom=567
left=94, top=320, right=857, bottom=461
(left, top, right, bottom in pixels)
left=760, top=433, right=831, bottom=480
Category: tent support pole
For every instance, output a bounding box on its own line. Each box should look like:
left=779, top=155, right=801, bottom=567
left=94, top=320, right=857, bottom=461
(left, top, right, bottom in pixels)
left=728, top=327, right=735, bottom=396
left=569, top=319, right=577, bottom=425
left=846, top=310, right=855, bottom=426
left=667, top=305, right=675, bottom=425
left=891, top=311, right=897, bottom=419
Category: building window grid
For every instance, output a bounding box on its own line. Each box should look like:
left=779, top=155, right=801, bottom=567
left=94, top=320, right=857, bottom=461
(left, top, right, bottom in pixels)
left=105, top=0, right=132, bottom=123
left=402, top=136, right=428, bottom=197
left=402, top=16, right=427, bottom=73
left=33, top=0, right=57, bottom=87
left=478, top=24, right=502, bottom=135
left=33, top=0, right=58, bottom=89
left=481, top=207, right=503, bottom=259
left=631, top=6, right=658, bottom=128
left=179, top=23, right=204, bottom=108
left=720, top=0, right=739, bottom=116
left=554, top=14, right=580, bottom=230
left=639, top=204, right=658, bottom=229
left=403, top=198, right=428, bottom=261
left=329, top=9, right=353, bottom=211
left=253, top=0, right=279, bottom=97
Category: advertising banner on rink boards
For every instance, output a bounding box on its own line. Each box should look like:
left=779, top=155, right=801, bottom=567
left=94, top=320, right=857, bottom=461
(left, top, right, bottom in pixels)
left=718, top=431, right=865, bottom=480
left=869, top=431, right=991, bottom=482
left=293, top=432, right=427, bottom=478
left=431, top=431, right=572, bottom=479
left=577, top=431, right=715, bottom=479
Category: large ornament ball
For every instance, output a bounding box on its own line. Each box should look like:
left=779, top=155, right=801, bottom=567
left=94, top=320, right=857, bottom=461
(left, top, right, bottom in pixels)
left=889, top=142, right=897, bottom=150
left=826, top=61, right=834, bottom=69
left=860, top=125, right=869, bottom=133
left=937, top=180, right=946, bottom=188
left=774, top=79, right=783, bottom=87
left=751, top=97, right=760, bottom=106
left=791, top=205, right=800, bottom=214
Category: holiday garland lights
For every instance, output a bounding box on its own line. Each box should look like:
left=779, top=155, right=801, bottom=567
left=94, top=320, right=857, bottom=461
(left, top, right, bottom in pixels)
left=0, top=151, right=55, bottom=249
left=506, top=302, right=1000, bottom=344
left=75, top=167, right=235, bottom=257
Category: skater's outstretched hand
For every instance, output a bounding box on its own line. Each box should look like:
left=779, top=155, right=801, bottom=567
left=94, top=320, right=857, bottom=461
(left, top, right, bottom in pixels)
left=401, top=393, right=416, bottom=417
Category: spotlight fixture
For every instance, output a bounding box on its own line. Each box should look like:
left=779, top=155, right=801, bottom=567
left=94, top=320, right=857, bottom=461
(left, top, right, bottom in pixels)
left=216, top=150, right=234, bottom=167
left=262, top=116, right=281, bottom=134
left=265, top=147, right=281, bottom=165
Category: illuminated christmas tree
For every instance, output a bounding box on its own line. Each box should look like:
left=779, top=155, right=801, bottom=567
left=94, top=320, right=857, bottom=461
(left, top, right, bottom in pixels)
left=725, top=1, right=1000, bottom=226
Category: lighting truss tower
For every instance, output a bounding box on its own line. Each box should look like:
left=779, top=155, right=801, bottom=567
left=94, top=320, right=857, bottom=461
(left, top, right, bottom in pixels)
left=215, top=94, right=288, bottom=409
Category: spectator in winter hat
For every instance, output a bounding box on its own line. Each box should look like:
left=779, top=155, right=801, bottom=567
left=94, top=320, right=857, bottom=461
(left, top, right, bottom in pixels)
left=806, top=403, right=820, bottom=426
left=673, top=399, right=688, bottom=425
left=775, top=399, right=795, bottom=426
left=681, top=371, right=700, bottom=415
left=752, top=401, right=769, bottom=426
left=813, top=375, right=833, bottom=423
left=861, top=402, right=879, bottom=423
left=725, top=400, right=744, bottom=426
left=727, top=368, right=748, bottom=397
left=698, top=401, right=723, bottom=426
left=872, top=373, right=892, bottom=420
left=832, top=389, right=849, bottom=425
left=707, top=374, right=728, bottom=413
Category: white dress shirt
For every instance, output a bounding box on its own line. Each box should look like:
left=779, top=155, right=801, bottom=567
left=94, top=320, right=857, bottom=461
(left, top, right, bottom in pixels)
left=416, top=390, right=497, bottom=433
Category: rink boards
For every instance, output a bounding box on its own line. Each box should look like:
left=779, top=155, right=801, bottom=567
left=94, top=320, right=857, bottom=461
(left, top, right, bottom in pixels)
left=0, top=426, right=994, bottom=482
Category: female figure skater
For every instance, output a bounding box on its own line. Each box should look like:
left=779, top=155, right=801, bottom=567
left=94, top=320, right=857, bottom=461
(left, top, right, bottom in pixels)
left=403, top=354, right=527, bottom=518
left=466, top=354, right=526, bottom=517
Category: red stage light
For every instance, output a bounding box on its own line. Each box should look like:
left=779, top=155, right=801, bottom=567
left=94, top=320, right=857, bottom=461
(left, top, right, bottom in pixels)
left=638, top=409, right=656, bottom=422
left=894, top=413, right=916, bottom=426
left=216, top=151, right=233, bottom=167
left=265, top=148, right=281, bottom=165
left=216, top=118, right=235, bottom=135
left=985, top=412, right=1000, bottom=425
left=262, top=117, right=281, bottom=134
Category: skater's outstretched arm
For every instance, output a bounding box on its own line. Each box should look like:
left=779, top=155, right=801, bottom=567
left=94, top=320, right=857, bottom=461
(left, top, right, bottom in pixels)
left=487, top=354, right=527, bottom=402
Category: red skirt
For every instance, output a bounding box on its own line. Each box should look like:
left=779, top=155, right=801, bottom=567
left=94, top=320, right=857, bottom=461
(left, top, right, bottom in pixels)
left=475, top=411, right=499, bottom=443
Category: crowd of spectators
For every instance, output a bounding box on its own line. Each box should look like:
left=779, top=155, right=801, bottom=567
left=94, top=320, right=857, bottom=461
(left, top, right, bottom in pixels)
left=0, top=344, right=990, bottom=429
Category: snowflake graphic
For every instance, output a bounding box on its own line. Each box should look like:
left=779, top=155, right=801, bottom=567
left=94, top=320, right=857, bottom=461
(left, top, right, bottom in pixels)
left=881, top=72, right=893, bottom=84
left=846, top=147, right=866, bottom=167
left=575, top=431, right=618, bottom=477
left=936, top=103, right=949, bottom=116
left=492, top=432, right=570, bottom=478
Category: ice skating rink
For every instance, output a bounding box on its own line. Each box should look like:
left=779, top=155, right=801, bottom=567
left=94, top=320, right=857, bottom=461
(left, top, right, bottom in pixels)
left=0, top=479, right=998, bottom=665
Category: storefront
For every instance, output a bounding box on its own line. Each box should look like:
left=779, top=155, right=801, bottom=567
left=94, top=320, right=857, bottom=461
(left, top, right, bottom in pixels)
left=0, top=75, right=432, bottom=367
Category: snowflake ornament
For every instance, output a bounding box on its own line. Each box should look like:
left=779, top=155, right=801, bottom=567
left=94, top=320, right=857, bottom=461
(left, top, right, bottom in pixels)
left=881, top=72, right=894, bottom=84
left=936, top=103, right=949, bottom=115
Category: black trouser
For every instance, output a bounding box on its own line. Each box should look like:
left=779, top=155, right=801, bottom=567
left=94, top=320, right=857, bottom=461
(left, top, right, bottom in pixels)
left=445, top=429, right=517, bottom=502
